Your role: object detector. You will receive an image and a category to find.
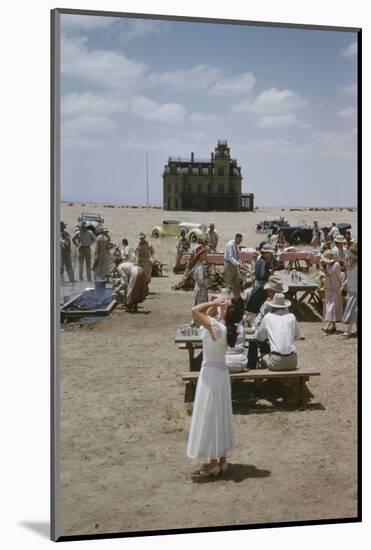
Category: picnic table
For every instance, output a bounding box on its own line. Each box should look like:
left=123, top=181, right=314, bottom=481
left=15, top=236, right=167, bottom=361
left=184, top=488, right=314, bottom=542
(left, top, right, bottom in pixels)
left=178, top=249, right=321, bottom=271
left=175, top=328, right=320, bottom=407
left=175, top=328, right=256, bottom=371
left=277, top=272, right=322, bottom=309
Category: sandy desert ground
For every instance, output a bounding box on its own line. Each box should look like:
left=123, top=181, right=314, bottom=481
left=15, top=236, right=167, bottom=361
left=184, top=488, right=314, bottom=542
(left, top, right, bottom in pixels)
left=58, top=203, right=358, bottom=537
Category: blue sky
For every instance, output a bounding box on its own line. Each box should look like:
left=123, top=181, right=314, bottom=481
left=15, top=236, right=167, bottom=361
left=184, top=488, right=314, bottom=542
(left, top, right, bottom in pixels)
left=60, top=13, right=358, bottom=206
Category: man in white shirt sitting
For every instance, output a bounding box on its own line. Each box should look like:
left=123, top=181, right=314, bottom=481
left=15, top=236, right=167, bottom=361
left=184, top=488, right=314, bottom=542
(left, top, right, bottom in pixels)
left=256, top=293, right=300, bottom=371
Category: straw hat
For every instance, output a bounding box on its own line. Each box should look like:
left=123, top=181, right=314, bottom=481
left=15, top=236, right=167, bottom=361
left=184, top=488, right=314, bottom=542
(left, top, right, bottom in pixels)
left=347, top=244, right=358, bottom=259
left=264, top=276, right=288, bottom=293
left=260, top=244, right=275, bottom=254
left=139, top=232, right=146, bottom=239
left=321, top=249, right=336, bottom=263
left=270, top=293, right=291, bottom=309
left=334, top=235, right=346, bottom=243
left=194, top=245, right=207, bottom=260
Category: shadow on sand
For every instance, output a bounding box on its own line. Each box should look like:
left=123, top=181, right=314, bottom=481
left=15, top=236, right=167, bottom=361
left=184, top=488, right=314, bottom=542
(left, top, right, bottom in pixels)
left=192, top=463, right=271, bottom=484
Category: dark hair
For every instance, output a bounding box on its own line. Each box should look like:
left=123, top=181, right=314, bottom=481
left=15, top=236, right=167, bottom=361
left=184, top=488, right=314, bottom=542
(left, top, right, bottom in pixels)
left=122, top=238, right=128, bottom=245
left=225, top=298, right=245, bottom=348
left=235, top=233, right=243, bottom=239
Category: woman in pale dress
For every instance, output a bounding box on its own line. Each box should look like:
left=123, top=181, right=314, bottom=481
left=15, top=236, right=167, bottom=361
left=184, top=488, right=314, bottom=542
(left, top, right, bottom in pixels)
left=341, top=244, right=358, bottom=337
left=187, top=295, right=245, bottom=477
left=116, top=261, right=148, bottom=312
left=321, top=249, right=343, bottom=333
left=192, top=245, right=209, bottom=306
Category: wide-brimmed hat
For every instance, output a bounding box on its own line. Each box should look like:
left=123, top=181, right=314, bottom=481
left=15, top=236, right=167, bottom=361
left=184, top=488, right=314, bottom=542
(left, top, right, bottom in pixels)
left=321, top=249, right=336, bottom=263
left=101, top=225, right=109, bottom=233
left=270, top=293, right=291, bottom=309
left=260, top=244, right=275, bottom=254
left=194, top=245, right=207, bottom=260
left=139, top=232, right=146, bottom=239
left=334, top=235, right=346, bottom=243
left=264, top=276, right=288, bottom=293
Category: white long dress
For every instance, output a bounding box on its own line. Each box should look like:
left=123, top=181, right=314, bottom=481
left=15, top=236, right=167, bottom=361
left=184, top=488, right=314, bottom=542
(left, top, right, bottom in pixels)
left=186, top=317, right=235, bottom=460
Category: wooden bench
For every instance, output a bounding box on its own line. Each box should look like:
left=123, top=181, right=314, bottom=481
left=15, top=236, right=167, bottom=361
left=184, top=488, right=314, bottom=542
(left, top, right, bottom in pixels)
left=182, top=368, right=321, bottom=407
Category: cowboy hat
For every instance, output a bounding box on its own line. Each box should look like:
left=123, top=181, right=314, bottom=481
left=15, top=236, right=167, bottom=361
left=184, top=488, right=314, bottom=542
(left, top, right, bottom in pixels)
left=270, top=292, right=291, bottom=309
left=264, top=276, right=288, bottom=293
left=138, top=232, right=146, bottom=239
left=334, top=235, right=346, bottom=243
left=321, top=249, right=336, bottom=263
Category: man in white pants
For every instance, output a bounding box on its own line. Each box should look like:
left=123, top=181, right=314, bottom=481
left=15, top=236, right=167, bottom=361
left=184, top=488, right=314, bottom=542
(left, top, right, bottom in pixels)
left=256, top=293, right=300, bottom=371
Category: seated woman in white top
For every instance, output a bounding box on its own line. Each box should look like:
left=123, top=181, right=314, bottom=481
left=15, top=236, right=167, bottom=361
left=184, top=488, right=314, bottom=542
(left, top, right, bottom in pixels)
left=225, top=322, right=248, bottom=372
left=187, top=296, right=245, bottom=477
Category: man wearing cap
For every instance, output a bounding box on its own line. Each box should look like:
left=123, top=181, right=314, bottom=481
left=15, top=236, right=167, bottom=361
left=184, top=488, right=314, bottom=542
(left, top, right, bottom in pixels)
left=60, top=221, right=75, bottom=282
left=256, top=293, right=300, bottom=371
left=205, top=223, right=219, bottom=252
left=224, top=233, right=245, bottom=297
left=72, top=222, right=97, bottom=282
left=135, top=233, right=154, bottom=283
left=93, top=226, right=111, bottom=281
left=247, top=276, right=288, bottom=368
left=192, top=246, right=209, bottom=306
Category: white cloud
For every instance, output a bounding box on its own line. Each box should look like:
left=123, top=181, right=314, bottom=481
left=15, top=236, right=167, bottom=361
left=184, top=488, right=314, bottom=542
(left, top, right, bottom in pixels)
left=61, top=13, right=116, bottom=31
left=337, top=107, right=356, bottom=118
left=61, top=33, right=147, bottom=91
left=119, top=19, right=165, bottom=42
left=210, top=72, right=256, bottom=96
left=62, top=115, right=116, bottom=134
left=61, top=92, right=129, bottom=116
left=189, top=112, right=216, bottom=123
left=341, top=40, right=357, bottom=58
left=233, top=87, right=308, bottom=115
left=254, top=114, right=297, bottom=129
left=130, top=96, right=186, bottom=123
left=147, top=64, right=223, bottom=91
left=338, top=83, right=357, bottom=96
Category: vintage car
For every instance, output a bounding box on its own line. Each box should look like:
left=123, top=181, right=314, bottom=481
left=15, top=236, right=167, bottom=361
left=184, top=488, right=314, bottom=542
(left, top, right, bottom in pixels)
left=256, top=216, right=289, bottom=232
left=151, top=220, right=207, bottom=243
left=268, top=221, right=352, bottom=245
left=77, top=212, right=104, bottom=234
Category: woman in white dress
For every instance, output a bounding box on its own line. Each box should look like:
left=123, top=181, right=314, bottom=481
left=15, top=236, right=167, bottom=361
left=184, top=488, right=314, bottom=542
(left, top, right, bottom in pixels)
left=187, top=295, right=245, bottom=477
left=321, top=249, right=343, bottom=333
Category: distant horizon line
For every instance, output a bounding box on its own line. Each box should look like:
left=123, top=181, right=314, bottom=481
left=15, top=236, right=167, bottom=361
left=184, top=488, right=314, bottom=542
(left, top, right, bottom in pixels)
left=61, top=199, right=357, bottom=210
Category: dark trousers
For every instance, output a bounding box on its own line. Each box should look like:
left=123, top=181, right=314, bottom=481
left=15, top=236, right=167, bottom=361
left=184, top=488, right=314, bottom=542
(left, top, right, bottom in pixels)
left=248, top=340, right=270, bottom=369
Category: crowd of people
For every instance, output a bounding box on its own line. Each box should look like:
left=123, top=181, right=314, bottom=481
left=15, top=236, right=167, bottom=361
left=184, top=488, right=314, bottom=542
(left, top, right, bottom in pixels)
left=60, top=221, right=157, bottom=312
left=61, top=215, right=358, bottom=478
left=183, top=223, right=358, bottom=478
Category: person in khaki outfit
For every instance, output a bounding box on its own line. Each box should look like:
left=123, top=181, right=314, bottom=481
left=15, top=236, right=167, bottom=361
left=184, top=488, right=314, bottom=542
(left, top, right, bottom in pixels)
left=205, top=223, right=219, bottom=252
left=72, top=221, right=96, bottom=281
left=135, top=233, right=154, bottom=283
left=93, top=226, right=111, bottom=281
left=60, top=221, right=75, bottom=282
